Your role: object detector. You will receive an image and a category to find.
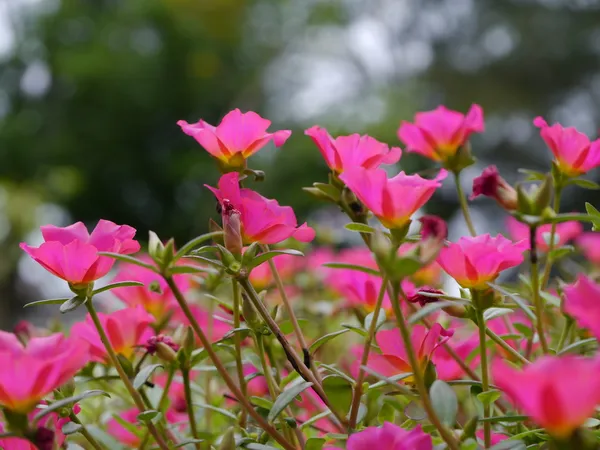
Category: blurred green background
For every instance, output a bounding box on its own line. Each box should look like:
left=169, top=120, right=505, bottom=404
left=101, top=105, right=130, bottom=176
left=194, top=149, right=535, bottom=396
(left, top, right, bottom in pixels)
left=2, top=0, right=600, bottom=325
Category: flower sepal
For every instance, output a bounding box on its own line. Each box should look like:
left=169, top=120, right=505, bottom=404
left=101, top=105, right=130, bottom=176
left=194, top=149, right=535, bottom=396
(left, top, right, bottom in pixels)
left=442, top=142, right=476, bottom=173
left=2, top=408, right=29, bottom=434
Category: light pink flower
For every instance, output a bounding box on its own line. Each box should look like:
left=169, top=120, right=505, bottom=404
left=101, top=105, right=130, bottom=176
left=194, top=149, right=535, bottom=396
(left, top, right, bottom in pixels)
left=398, top=104, right=484, bottom=162
left=172, top=304, right=231, bottom=346
left=368, top=324, right=453, bottom=380
left=506, top=216, right=582, bottom=253
left=305, top=126, right=401, bottom=173
left=20, top=220, right=140, bottom=286
left=346, top=423, right=432, bottom=450
left=563, top=275, right=600, bottom=340
left=249, top=253, right=301, bottom=291
left=534, top=116, right=600, bottom=177
left=339, top=167, right=447, bottom=229
left=432, top=333, right=479, bottom=381
left=576, top=232, right=600, bottom=265
left=206, top=172, right=315, bottom=244
left=0, top=332, right=89, bottom=413
left=178, top=109, right=291, bottom=167
left=111, top=255, right=189, bottom=321
left=493, top=356, right=600, bottom=438
left=71, top=306, right=153, bottom=362
left=438, top=234, right=527, bottom=289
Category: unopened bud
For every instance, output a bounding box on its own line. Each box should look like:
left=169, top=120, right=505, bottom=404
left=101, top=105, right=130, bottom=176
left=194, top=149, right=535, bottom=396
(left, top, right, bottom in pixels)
left=148, top=231, right=165, bottom=264
left=470, top=165, right=517, bottom=211
left=144, top=335, right=180, bottom=363
left=183, top=326, right=195, bottom=358
left=218, top=427, right=236, bottom=450
left=423, top=360, right=437, bottom=389
left=148, top=280, right=162, bottom=294
left=341, top=187, right=365, bottom=217
left=221, top=199, right=243, bottom=257
left=516, top=174, right=553, bottom=216
left=418, top=215, right=447, bottom=263
left=371, top=230, right=393, bottom=262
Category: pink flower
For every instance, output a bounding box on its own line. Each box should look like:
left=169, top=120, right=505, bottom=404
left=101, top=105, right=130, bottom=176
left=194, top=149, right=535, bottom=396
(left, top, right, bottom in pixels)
left=368, top=324, right=453, bottom=380
left=487, top=311, right=536, bottom=360
left=172, top=304, right=231, bottom=346
left=178, top=109, right=291, bottom=168
left=476, top=430, right=509, bottom=446
left=576, top=232, right=600, bottom=265
left=346, top=423, right=432, bottom=450
left=111, top=255, right=189, bottom=321
left=432, top=333, right=479, bottom=381
left=398, top=104, right=484, bottom=162
left=438, top=234, right=527, bottom=289
left=249, top=253, right=301, bottom=291
left=0, top=332, right=88, bottom=413
left=107, top=408, right=143, bottom=447
left=71, top=306, right=153, bottom=362
left=470, top=165, right=517, bottom=210
left=534, top=116, right=600, bottom=177
left=339, top=167, right=447, bottom=229
left=305, top=126, right=401, bottom=173
left=563, top=275, right=600, bottom=340
left=206, top=172, right=315, bottom=244
left=493, top=356, right=600, bottom=438
left=398, top=243, right=443, bottom=287
left=0, top=423, right=36, bottom=450
left=506, top=216, right=582, bottom=253
left=20, top=220, right=140, bottom=286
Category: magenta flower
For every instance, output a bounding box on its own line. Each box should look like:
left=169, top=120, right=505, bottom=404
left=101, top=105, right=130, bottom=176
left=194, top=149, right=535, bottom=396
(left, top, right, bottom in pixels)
left=493, top=356, right=600, bottom=438
left=111, top=255, right=189, bottom=321
left=438, top=234, right=527, bottom=289
left=534, top=116, right=600, bottom=177
left=470, top=165, right=517, bottom=210
left=0, top=332, right=89, bottom=413
left=505, top=216, right=582, bottom=253
left=368, top=324, right=453, bottom=380
left=432, top=333, right=479, bottom=381
left=563, top=275, right=600, bottom=340
left=339, top=167, right=447, bottom=229
left=345, top=423, right=432, bottom=450
left=305, top=126, right=401, bottom=173
left=0, top=423, right=36, bottom=450
left=20, top=220, right=140, bottom=286
left=71, top=306, right=153, bottom=362
left=576, top=232, right=600, bottom=265
left=206, top=172, right=315, bottom=244
left=250, top=253, right=301, bottom=291
left=178, top=109, right=291, bottom=169
left=398, top=104, right=484, bottom=162
left=172, top=304, right=231, bottom=346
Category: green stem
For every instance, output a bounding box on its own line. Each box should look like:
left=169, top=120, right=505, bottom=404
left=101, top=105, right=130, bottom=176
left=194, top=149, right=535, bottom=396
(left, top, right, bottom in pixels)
left=163, top=276, right=296, bottom=450
left=473, top=298, right=491, bottom=448
left=139, top=366, right=175, bottom=450
left=485, top=328, right=530, bottom=365
left=541, top=187, right=563, bottom=287
left=255, top=334, right=279, bottom=399
left=68, top=413, right=103, bottom=450
left=556, top=317, right=574, bottom=353
left=454, top=171, right=477, bottom=237
left=84, top=299, right=169, bottom=450
left=392, top=283, right=460, bottom=450
left=530, top=234, right=550, bottom=354
left=182, top=367, right=201, bottom=450
left=231, top=280, right=248, bottom=428
left=348, top=276, right=388, bottom=431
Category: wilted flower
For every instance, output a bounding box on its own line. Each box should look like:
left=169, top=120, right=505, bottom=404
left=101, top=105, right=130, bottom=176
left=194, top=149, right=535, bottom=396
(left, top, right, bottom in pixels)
left=398, top=104, right=484, bottom=162
left=20, top=220, right=140, bottom=286
left=470, top=165, right=517, bottom=210
left=305, top=126, right=401, bottom=173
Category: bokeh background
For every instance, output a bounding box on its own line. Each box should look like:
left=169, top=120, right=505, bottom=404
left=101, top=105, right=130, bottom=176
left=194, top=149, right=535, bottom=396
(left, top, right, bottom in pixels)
left=2, top=0, right=600, bottom=326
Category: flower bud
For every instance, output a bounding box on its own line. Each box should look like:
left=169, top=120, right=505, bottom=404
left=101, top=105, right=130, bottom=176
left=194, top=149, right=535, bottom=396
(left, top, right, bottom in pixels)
left=418, top=215, right=447, bottom=263
left=221, top=199, right=243, bottom=258
left=33, top=427, right=54, bottom=450
left=470, top=165, right=517, bottom=210
left=148, top=231, right=165, bottom=264
left=516, top=174, right=553, bottom=216
left=144, top=335, right=180, bottom=363
left=218, top=427, right=236, bottom=450
left=407, top=287, right=444, bottom=306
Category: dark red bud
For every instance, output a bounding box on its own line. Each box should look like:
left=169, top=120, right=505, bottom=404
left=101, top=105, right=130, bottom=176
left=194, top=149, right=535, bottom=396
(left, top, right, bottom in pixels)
left=144, top=334, right=180, bottom=355
left=407, top=287, right=444, bottom=306
left=34, top=427, right=54, bottom=450
left=470, top=165, right=517, bottom=210
left=419, top=215, right=448, bottom=241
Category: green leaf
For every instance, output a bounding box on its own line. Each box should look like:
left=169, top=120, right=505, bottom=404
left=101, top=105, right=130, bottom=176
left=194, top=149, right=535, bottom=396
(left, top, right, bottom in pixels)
left=558, top=337, right=598, bottom=355
left=221, top=326, right=252, bottom=341
left=183, top=255, right=225, bottom=269
left=569, top=178, right=600, bottom=190
left=193, top=403, right=237, bottom=420
left=483, top=307, right=514, bottom=322
left=173, top=440, right=205, bottom=448
left=97, top=252, right=157, bottom=271
left=250, top=396, right=273, bottom=410
left=548, top=245, right=575, bottom=261
left=518, top=169, right=546, bottom=181
left=23, top=297, right=69, bottom=308
left=322, top=376, right=353, bottom=417
left=478, top=415, right=528, bottom=423
left=279, top=319, right=309, bottom=335
left=391, top=257, right=422, bottom=278
left=477, top=390, right=502, bottom=407
left=92, top=281, right=144, bottom=295
left=34, top=390, right=110, bottom=421
left=430, top=380, right=457, bottom=426
left=245, top=444, right=280, bottom=450
left=268, top=381, right=313, bottom=422
left=378, top=402, right=396, bottom=424
left=59, top=296, right=87, bottom=314
left=487, top=283, right=536, bottom=322
left=169, top=265, right=219, bottom=275
left=299, top=411, right=332, bottom=430
left=341, top=324, right=368, bottom=337
left=547, top=213, right=594, bottom=224
left=249, top=249, right=304, bottom=269
left=404, top=401, right=426, bottom=421
left=309, top=329, right=350, bottom=354
left=61, top=422, right=82, bottom=435
left=133, top=364, right=163, bottom=390
left=409, top=301, right=464, bottom=324
left=322, top=262, right=380, bottom=276
left=345, top=222, right=377, bottom=234
left=313, top=182, right=341, bottom=202
left=137, top=410, right=161, bottom=422
left=489, top=440, right=526, bottom=450
left=513, top=323, right=533, bottom=338
left=364, top=309, right=386, bottom=331
left=174, top=231, right=223, bottom=261
left=305, top=438, right=326, bottom=450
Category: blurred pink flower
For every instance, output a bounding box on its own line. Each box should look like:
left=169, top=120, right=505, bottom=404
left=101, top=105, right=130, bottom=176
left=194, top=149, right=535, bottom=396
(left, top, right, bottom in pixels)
left=172, top=304, right=231, bottom=346
left=339, top=167, right=447, bottom=229
left=506, top=216, right=582, bottom=253
left=112, top=255, right=189, bottom=321
left=20, top=220, right=140, bottom=286
left=563, top=275, right=600, bottom=340
left=534, top=116, right=600, bottom=177
left=398, top=243, right=443, bottom=286
left=576, top=232, right=600, bottom=265
left=345, top=423, right=432, bottom=450
left=71, top=306, right=153, bottom=362
left=0, top=332, right=88, bottom=413
left=431, top=333, right=479, bottom=381
left=206, top=172, right=315, bottom=244
left=0, top=423, right=36, bottom=450
left=368, top=324, right=453, bottom=380
left=178, top=109, right=291, bottom=168
left=438, top=234, right=527, bottom=289
left=107, top=408, right=144, bottom=447
left=398, top=104, right=484, bottom=162
left=249, top=253, right=302, bottom=291
left=493, top=356, right=600, bottom=438
left=475, top=430, right=509, bottom=446
left=305, top=126, right=401, bottom=173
